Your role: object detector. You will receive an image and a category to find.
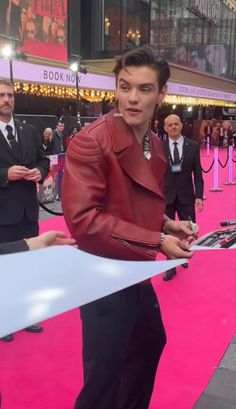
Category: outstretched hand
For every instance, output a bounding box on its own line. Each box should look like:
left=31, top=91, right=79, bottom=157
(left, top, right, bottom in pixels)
left=25, top=231, right=76, bottom=250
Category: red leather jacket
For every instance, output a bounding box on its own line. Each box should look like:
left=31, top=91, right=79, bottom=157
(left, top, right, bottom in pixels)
left=62, top=109, right=167, bottom=261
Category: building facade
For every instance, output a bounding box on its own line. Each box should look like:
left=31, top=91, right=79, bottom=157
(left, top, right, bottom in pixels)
left=1, top=0, right=236, bottom=119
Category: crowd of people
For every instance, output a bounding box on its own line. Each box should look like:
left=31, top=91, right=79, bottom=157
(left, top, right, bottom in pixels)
left=201, top=119, right=236, bottom=148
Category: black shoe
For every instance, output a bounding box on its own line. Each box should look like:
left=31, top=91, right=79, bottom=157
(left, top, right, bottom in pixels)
left=182, top=263, right=188, bottom=269
left=24, top=325, right=43, bottom=333
left=0, top=334, right=14, bottom=342
left=163, top=268, right=177, bottom=281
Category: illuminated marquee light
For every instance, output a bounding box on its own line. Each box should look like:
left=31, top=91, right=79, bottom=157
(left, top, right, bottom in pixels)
left=13, top=83, right=236, bottom=107
left=164, top=94, right=236, bottom=108
left=13, top=83, right=115, bottom=102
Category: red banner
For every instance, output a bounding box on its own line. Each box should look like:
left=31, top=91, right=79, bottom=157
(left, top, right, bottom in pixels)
left=31, top=0, right=67, bottom=20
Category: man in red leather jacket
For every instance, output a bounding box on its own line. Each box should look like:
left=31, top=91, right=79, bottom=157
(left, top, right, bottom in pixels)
left=62, top=46, right=196, bottom=409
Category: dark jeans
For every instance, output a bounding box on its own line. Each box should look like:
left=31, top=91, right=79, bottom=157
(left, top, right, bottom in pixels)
left=166, top=196, right=196, bottom=222
left=74, top=284, right=166, bottom=409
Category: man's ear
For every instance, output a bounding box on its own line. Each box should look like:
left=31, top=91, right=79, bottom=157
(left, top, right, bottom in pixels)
left=158, top=85, right=167, bottom=106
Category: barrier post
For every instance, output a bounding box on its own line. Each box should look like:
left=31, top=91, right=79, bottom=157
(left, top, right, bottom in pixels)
left=209, top=147, right=223, bottom=192
left=224, top=145, right=236, bottom=185
left=206, top=136, right=210, bottom=157
left=203, top=136, right=210, bottom=157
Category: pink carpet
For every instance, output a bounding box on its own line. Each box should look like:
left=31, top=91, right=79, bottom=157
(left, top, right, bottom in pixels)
left=0, top=148, right=235, bottom=409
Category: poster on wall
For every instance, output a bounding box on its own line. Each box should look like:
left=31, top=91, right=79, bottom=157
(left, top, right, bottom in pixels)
left=0, top=0, right=68, bottom=62
left=169, top=43, right=229, bottom=78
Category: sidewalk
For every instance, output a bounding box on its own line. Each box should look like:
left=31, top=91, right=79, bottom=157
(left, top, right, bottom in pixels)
left=194, top=334, right=236, bottom=409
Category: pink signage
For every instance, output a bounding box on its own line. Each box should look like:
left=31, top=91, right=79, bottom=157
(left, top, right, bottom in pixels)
left=0, top=59, right=115, bottom=91
left=167, top=82, right=236, bottom=102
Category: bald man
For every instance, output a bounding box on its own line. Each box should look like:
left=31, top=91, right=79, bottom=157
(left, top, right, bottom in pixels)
left=162, top=115, right=204, bottom=280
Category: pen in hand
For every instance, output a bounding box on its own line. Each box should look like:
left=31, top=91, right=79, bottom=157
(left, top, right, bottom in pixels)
left=188, top=216, right=198, bottom=239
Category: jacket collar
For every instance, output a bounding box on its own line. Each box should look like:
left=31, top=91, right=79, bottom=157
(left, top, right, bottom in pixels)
left=106, top=109, right=165, bottom=198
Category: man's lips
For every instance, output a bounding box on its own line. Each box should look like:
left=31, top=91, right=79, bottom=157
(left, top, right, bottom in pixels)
left=126, top=108, right=142, bottom=115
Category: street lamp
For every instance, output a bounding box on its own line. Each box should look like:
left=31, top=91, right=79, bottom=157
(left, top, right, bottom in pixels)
left=0, top=34, right=27, bottom=83
left=69, top=55, right=87, bottom=128
left=1, top=43, right=14, bottom=83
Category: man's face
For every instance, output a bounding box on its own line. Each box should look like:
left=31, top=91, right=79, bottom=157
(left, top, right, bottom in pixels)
left=0, top=84, right=14, bottom=121
left=164, top=115, right=183, bottom=140
left=57, top=29, right=65, bottom=45
left=57, top=123, right=64, bottom=133
left=116, top=66, right=166, bottom=133
left=26, top=22, right=36, bottom=40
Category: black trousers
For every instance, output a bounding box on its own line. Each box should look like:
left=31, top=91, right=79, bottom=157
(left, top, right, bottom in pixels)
left=166, top=196, right=196, bottom=222
left=0, top=213, right=39, bottom=243
left=74, top=284, right=166, bottom=409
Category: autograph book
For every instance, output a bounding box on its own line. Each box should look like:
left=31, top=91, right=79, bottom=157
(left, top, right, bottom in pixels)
left=191, top=227, right=236, bottom=250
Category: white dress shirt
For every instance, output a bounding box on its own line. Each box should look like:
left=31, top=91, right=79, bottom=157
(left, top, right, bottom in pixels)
left=168, top=135, right=184, bottom=161
left=0, top=117, right=18, bottom=146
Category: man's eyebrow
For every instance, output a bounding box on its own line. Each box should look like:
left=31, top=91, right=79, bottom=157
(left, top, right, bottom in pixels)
left=118, top=78, right=154, bottom=87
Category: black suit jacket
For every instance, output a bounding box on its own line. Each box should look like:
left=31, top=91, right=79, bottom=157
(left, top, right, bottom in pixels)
left=0, top=120, right=50, bottom=225
left=0, top=239, right=29, bottom=255
left=52, top=129, right=64, bottom=154
left=162, top=137, right=204, bottom=205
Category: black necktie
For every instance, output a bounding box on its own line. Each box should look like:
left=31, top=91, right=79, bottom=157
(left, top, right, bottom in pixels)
left=173, top=142, right=180, bottom=164
left=6, top=125, right=20, bottom=157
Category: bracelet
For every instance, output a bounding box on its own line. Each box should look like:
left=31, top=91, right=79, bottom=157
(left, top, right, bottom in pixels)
left=163, top=220, right=171, bottom=234
left=160, top=232, right=165, bottom=245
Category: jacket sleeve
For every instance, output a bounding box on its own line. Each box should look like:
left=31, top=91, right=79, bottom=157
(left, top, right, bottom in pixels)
left=0, top=168, right=9, bottom=188
left=62, top=133, right=162, bottom=261
left=193, top=143, right=204, bottom=199
left=0, top=240, right=29, bottom=255
left=35, top=130, right=50, bottom=182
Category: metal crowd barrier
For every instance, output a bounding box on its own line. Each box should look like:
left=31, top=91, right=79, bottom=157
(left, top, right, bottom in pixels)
left=38, top=153, right=66, bottom=215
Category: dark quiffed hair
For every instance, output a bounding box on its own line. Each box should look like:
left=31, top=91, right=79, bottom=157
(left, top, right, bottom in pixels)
left=113, top=46, right=170, bottom=90
left=0, top=78, right=14, bottom=89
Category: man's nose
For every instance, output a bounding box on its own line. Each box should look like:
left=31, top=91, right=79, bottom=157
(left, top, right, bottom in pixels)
left=128, top=88, right=139, bottom=103
left=3, top=95, right=10, bottom=102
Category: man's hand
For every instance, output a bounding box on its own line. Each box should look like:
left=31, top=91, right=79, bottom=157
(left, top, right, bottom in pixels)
left=164, top=220, right=199, bottom=242
left=8, top=165, right=29, bottom=181
left=24, top=168, right=42, bottom=182
left=160, top=234, right=194, bottom=259
left=195, top=198, right=204, bottom=212
left=25, top=231, right=76, bottom=250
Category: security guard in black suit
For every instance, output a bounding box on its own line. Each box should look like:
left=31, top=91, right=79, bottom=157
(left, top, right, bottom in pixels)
left=162, top=114, right=204, bottom=280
